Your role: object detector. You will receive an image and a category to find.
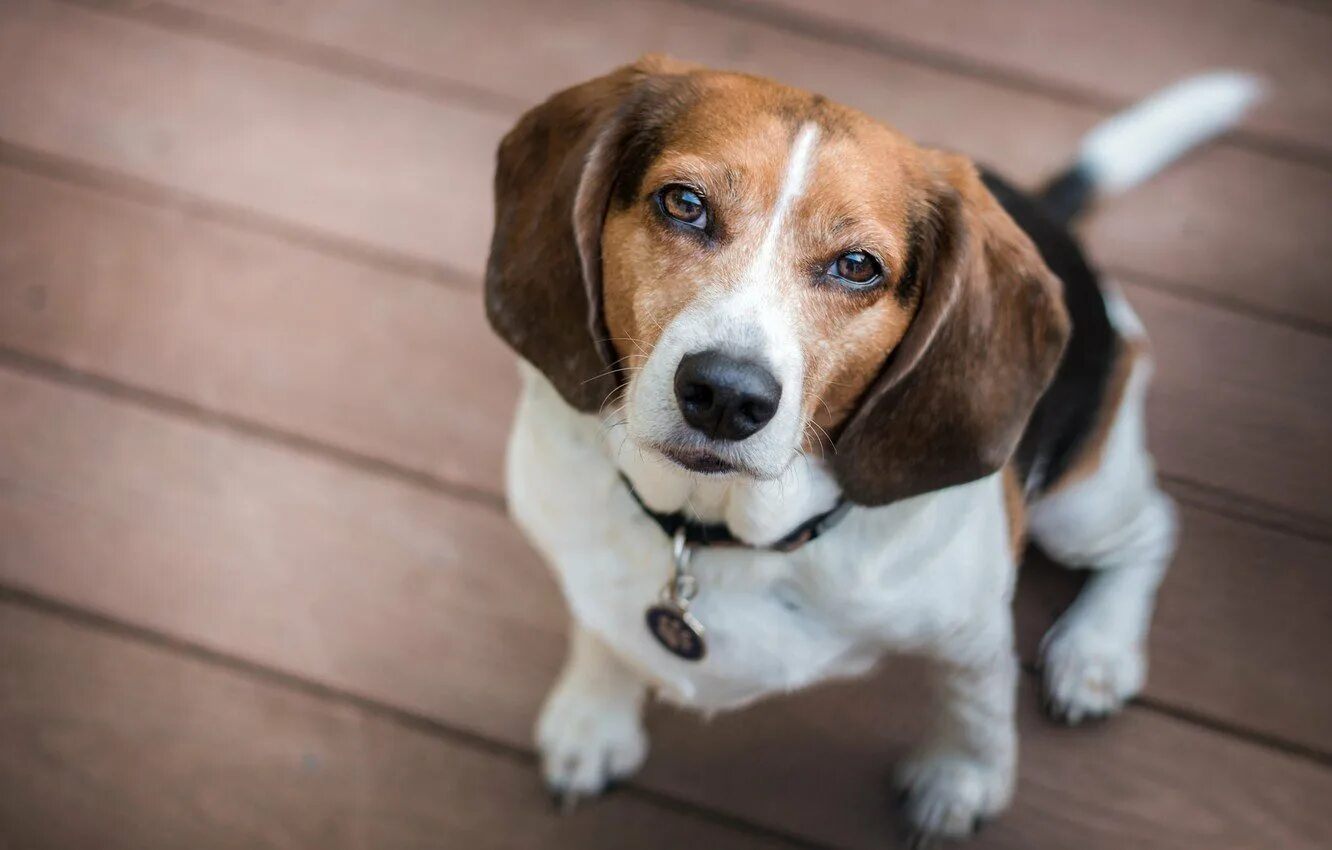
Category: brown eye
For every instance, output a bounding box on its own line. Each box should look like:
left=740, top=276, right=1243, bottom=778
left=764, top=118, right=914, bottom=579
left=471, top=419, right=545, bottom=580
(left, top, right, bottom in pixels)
left=658, top=185, right=707, bottom=229
left=828, top=251, right=883, bottom=288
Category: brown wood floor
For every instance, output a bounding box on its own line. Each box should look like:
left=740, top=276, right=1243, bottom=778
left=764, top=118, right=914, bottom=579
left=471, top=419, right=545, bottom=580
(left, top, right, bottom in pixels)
left=1, top=1, right=1329, bottom=847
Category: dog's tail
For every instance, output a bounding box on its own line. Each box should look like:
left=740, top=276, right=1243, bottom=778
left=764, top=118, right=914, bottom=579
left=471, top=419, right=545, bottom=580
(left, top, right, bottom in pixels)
left=1039, top=71, right=1262, bottom=223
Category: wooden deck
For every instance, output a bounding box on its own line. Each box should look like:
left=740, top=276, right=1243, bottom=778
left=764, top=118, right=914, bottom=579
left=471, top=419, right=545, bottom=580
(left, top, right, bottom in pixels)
left=1, top=1, right=1329, bottom=847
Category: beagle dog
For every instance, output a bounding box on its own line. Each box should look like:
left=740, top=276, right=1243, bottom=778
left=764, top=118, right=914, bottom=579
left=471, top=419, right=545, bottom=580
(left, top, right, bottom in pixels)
left=485, top=57, right=1258, bottom=843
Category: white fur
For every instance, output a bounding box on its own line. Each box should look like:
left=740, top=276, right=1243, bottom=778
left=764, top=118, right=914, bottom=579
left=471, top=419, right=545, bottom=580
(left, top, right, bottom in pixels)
left=510, top=287, right=1177, bottom=833
left=1079, top=71, right=1262, bottom=193
left=625, top=123, right=822, bottom=480
left=747, top=122, right=820, bottom=279
left=1029, top=290, right=1177, bottom=723
left=511, top=364, right=1020, bottom=831
left=536, top=625, right=649, bottom=800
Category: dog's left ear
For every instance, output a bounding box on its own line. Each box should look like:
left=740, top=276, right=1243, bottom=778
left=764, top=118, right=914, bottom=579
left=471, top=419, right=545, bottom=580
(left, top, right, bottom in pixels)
left=485, top=55, right=697, bottom=413
left=832, top=154, right=1071, bottom=505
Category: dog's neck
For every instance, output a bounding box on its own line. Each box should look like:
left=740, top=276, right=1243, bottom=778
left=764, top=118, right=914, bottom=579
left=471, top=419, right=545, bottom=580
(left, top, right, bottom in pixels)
left=609, top=434, right=844, bottom=548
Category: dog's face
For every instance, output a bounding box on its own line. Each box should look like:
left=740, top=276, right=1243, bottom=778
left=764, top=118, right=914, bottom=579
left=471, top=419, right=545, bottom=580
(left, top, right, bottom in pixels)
left=486, top=57, right=1069, bottom=505
left=600, top=86, right=929, bottom=479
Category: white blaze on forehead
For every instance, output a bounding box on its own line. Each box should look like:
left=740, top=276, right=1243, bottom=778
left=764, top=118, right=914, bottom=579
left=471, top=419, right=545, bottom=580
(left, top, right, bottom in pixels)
left=745, top=121, right=821, bottom=283
left=624, top=121, right=823, bottom=483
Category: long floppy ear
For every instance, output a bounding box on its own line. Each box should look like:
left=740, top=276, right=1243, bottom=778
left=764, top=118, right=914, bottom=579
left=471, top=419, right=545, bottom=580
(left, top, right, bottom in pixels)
left=832, top=154, right=1071, bottom=505
left=485, top=56, right=696, bottom=412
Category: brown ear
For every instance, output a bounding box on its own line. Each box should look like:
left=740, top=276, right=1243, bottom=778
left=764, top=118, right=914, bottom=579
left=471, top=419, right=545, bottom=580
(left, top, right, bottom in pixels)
left=832, top=155, right=1070, bottom=505
left=484, top=56, right=697, bottom=412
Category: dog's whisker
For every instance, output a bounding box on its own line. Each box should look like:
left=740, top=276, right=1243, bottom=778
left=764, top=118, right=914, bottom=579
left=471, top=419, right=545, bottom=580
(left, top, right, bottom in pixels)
left=580, top=364, right=637, bottom=386
left=602, top=335, right=652, bottom=358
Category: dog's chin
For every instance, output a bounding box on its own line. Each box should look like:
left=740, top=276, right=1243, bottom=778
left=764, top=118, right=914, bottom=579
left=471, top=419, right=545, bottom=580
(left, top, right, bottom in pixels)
left=658, top=445, right=737, bottom=476
left=641, top=439, right=793, bottom=481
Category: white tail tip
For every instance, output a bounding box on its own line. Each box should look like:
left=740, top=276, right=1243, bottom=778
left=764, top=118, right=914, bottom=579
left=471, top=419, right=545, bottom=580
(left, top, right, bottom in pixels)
left=1079, top=71, right=1264, bottom=194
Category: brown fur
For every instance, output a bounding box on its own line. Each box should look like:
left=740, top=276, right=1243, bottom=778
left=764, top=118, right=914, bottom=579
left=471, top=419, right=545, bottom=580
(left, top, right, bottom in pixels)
left=1002, top=464, right=1028, bottom=557
left=485, top=55, right=700, bottom=412
left=486, top=56, right=1071, bottom=506
left=600, top=73, right=930, bottom=447
left=830, top=156, right=1070, bottom=504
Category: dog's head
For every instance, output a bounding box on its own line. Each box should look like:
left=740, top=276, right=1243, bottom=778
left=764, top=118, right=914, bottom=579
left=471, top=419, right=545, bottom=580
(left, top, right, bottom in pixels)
left=486, top=56, right=1069, bottom=505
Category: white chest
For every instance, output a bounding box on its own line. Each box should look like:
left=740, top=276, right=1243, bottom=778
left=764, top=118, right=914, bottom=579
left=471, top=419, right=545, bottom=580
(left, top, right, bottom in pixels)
left=505, top=369, right=1013, bottom=710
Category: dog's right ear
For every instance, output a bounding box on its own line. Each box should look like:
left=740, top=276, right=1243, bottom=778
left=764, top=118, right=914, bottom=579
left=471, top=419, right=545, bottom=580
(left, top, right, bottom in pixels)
left=485, top=56, right=698, bottom=413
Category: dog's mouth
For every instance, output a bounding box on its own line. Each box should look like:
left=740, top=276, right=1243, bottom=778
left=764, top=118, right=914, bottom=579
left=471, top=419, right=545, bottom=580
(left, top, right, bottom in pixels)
left=658, top=445, right=736, bottom=475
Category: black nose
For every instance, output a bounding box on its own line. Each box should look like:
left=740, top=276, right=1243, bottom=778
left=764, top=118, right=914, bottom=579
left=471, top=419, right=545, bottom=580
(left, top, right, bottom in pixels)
left=674, top=351, right=782, bottom=441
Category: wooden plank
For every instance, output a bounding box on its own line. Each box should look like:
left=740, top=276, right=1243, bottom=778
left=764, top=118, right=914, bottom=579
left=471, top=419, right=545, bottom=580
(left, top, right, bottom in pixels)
left=5, top=602, right=1325, bottom=850
left=0, top=601, right=796, bottom=850
left=113, top=0, right=1332, bottom=325
left=1127, top=281, right=1332, bottom=527
left=0, top=370, right=561, bottom=748
left=1, top=367, right=1330, bottom=850
left=0, top=165, right=515, bottom=496
left=741, top=0, right=1332, bottom=158
left=5, top=0, right=1331, bottom=326
left=1015, top=506, right=1332, bottom=754
left=2, top=164, right=1327, bottom=527
left=0, top=0, right=508, bottom=277
left=640, top=671, right=1332, bottom=849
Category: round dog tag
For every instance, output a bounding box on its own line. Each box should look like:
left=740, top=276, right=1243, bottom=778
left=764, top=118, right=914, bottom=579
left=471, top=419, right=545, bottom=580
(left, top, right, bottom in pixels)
left=645, top=602, right=706, bottom=661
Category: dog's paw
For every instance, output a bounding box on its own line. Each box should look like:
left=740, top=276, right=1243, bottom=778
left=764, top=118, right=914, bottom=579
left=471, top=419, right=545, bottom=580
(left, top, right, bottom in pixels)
left=535, top=681, right=648, bottom=809
left=1040, top=617, right=1145, bottom=725
left=895, top=752, right=1013, bottom=846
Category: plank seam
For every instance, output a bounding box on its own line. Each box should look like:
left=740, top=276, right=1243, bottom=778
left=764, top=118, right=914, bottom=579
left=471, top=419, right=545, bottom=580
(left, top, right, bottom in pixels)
left=675, top=0, right=1332, bottom=174
left=1, top=341, right=1328, bottom=548
left=3, top=581, right=1328, bottom=822
left=0, top=139, right=476, bottom=296
left=1015, top=662, right=1332, bottom=770
left=7, top=345, right=1332, bottom=760
left=4, top=132, right=1330, bottom=348
left=1107, top=265, right=1332, bottom=339
left=0, top=585, right=833, bottom=850
left=1159, top=474, right=1332, bottom=546
left=4, top=32, right=1329, bottom=342
left=0, top=345, right=507, bottom=514
left=51, top=0, right=525, bottom=118
left=1254, top=0, right=1332, bottom=17
left=50, top=0, right=1332, bottom=176
left=2, top=357, right=1330, bottom=766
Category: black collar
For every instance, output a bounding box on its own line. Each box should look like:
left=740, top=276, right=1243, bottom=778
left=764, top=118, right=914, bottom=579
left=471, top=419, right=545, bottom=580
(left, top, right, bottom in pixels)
left=621, top=474, right=851, bottom=553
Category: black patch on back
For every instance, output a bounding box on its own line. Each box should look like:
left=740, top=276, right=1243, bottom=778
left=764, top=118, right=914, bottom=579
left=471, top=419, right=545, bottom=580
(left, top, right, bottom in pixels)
left=981, top=169, right=1119, bottom=492
left=1037, top=164, right=1096, bottom=224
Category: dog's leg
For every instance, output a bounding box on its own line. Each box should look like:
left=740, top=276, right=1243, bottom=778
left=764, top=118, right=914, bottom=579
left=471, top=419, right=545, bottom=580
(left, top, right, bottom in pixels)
left=897, top=613, right=1018, bottom=844
left=1035, top=485, right=1176, bottom=724
left=1029, top=330, right=1178, bottom=724
left=536, top=624, right=650, bottom=808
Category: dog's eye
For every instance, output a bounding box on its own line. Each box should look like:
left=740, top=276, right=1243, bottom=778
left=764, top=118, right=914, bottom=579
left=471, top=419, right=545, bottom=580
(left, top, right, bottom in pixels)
left=658, top=185, right=707, bottom=229
left=827, top=251, right=883, bottom=288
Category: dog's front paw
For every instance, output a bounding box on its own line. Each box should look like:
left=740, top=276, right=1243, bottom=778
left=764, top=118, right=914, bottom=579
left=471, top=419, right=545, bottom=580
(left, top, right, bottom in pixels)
left=895, top=753, right=1013, bottom=847
left=1040, top=615, right=1146, bottom=725
left=535, top=680, right=648, bottom=809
